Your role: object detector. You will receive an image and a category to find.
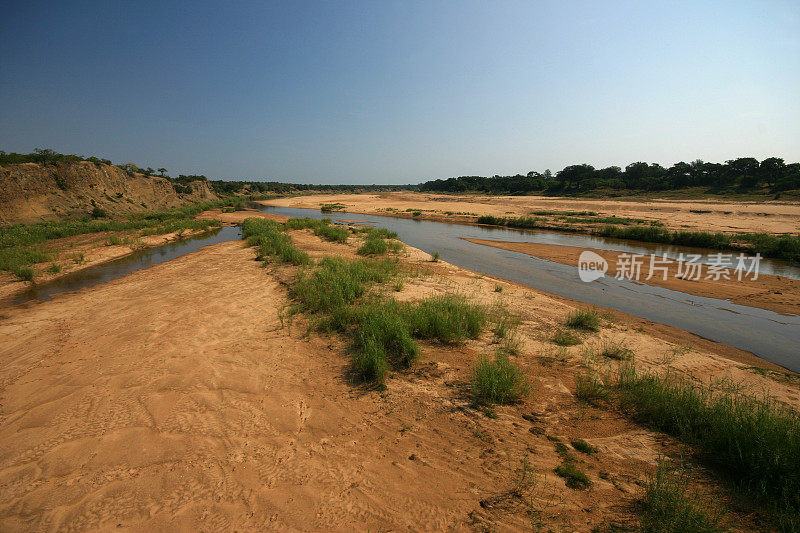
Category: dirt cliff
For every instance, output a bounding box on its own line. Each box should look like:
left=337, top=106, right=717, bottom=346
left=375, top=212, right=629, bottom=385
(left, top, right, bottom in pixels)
left=0, top=161, right=217, bottom=224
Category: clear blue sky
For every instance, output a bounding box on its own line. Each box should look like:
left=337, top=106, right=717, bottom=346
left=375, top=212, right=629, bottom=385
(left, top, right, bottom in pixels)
left=1, top=1, right=798, bottom=184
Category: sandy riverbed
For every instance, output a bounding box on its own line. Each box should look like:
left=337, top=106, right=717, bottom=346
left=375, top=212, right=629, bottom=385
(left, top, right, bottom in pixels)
left=1, top=221, right=797, bottom=530
left=262, top=191, right=800, bottom=235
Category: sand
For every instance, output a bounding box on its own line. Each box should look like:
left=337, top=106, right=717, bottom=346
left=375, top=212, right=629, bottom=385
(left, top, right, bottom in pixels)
left=262, top=191, right=800, bottom=235
left=465, top=239, right=800, bottom=316
left=2, top=222, right=798, bottom=530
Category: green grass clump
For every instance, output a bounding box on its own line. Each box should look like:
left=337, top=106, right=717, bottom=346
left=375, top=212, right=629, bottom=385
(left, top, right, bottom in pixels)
left=616, top=364, right=800, bottom=530
left=350, top=300, right=419, bottom=383
left=565, top=307, right=600, bottom=331
left=242, top=217, right=310, bottom=265
left=357, top=228, right=404, bottom=256
left=570, top=439, right=598, bottom=454
left=430, top=250, right=440, bottom=262
left=553, top=329, right=582, bottom=346
left=403, top=294, right=487, bottom=343
left=284, top=217, right=349, bottom=243
left=639, top=460, right=724, bottom=533
left=292, top=256, right=398, bottom=313
left=106, top=235, right=123, bottom=246
left=470, top=350, right=529, bottom=405
left=554, top=461, right=592, bottom=489
left=47, top=263, right=62, bottom=274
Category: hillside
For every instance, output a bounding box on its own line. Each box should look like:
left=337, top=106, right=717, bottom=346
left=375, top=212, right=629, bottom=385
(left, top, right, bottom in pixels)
left=0, top=161, right=217, bottom=225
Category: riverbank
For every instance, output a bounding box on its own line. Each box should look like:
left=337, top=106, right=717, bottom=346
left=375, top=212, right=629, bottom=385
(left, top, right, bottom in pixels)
left=1, top=218, right=797, bottom=530
left=0, top=208, right=287, bottom=303
left=465, top=239, right=800, bottom=316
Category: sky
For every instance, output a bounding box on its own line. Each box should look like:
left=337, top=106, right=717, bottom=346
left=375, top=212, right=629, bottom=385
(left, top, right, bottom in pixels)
left=1, top=1, right=798, bottom=184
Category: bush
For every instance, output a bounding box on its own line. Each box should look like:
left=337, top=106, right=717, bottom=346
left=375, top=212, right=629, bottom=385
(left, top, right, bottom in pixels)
left=357, top=235, right=388, bottom=256
left=350, top=301, right=419, bottom=383
left=565, top=308, right=600, bottom=331
left=430, top=250, right=440, bottom=262
left=90, top=206, right=108, bottom=219
left=470, top=350, right=529, bottom=405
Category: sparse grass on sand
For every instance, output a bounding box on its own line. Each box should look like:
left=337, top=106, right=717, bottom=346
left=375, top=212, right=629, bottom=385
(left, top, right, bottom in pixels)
left=553, top=329, right=582, bottom=346
left=357, top=228, right=404, bottom=256
left=284, top=217, right=349, bottom=243
left=639, top=460, right=724, bottom=533
left=565, top=307, right=600, bottom=332
left=243, top=217, right=310, bottom=265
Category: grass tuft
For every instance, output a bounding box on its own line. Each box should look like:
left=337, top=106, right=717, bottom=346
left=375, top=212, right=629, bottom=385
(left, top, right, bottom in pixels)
left=553, top=329, right=582, bottom=346
left=565, top=307, right=600, bottom=331
left=470, top=350, right=529, bottom=405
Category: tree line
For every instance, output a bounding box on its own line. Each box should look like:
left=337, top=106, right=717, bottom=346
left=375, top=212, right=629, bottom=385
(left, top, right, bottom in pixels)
left=419, top=157, right=800, bottom=194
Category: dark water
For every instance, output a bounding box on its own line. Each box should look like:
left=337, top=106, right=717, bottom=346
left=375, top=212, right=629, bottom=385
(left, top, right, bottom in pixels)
left=259, top=205, right=800, bottom=372
left=8, top=226, right=242, bottom=306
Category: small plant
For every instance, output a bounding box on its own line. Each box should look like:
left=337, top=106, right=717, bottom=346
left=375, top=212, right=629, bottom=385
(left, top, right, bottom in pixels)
left=570, top=439, right=598, bottom=454
left=553, top=329, right=582, bottom=346
left=70, top=252, right=85, bottom=264
left=404, top=294, right=487, bottom=343
left=90, top=206, right=107, bottom=219
left=105, top=235, right=123, bottom=246
left=565, top=307, right=600, bottom=332
left=554, top=461, right=592, bottom=489
left=412, top=211, right=422, bottom=217
left=639, top=460, right=724, bottom=533
left=494, top=284, right=503, bottom=292
left=430, top=250, right=440, bottom=262
left=47, top=263, right=61, bottom=274
left=470, top=350, right=529, bottom=405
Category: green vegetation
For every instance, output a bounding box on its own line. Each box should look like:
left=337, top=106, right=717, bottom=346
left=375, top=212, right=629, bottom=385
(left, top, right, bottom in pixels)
left=553, top=329, right=582, bottom=346
left=242, top=217, right=310, bottom=265
left=47, top=263, right=61, bottom=274
left=476, top=215, right=544, bottom=229
left=430, top=250, right=440, bottom=262
left=320, top=203, right=345, bottom=213
left=349, top=300, right=419, bottom=383
left=570, top=439, right=597, bottom=454
left=614, top=364, right=800, bottom=530
left=593, top=225, right=800, bottom=262
left=639, top=460, right=724, bottom=533
left=420, top=157, right=800, bottom=194
left=403, top=294, right=486, bottom=343
left=0, top=246, right=50, bottom=281
left=470, top=349, right=529, bottom=405
left=553, top=453, right=592, bottom=490
left=574, top=372, right=609, bottom=406
left=565, top=308, right=600, bottom=332
left=284, top=217, right=349, bottom=243
left=357, top=228, right=404, bottom=256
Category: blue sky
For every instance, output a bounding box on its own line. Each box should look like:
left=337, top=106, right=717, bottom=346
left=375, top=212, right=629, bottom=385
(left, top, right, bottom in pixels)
left=1, top=1, right=798, bottom=184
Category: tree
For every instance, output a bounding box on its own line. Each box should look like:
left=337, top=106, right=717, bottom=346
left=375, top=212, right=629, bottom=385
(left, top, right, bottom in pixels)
left=759, top=157, right=785, bottom=190
left=158, top=167, right=167, bottom=177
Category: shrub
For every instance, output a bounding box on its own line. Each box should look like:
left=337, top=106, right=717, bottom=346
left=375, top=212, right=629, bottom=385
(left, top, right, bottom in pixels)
left=351, top=301, right=419, bottom=383
left=565, top=308, right=600, bottom=332
left=90, top=206, right=107, bottom=219
left=430, top=250, right=440, bottom=262
left=470, top=350, right=529, bottom=405
left=106, top=235, right=123, bottom=246
left=639, top=460, right=724, bottom=533
left=14, top=266, right=34, bottom=281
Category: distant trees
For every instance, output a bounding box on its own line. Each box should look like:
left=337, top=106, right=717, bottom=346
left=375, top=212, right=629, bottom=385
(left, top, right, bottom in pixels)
left=419, top=157, right=800, bottom=194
